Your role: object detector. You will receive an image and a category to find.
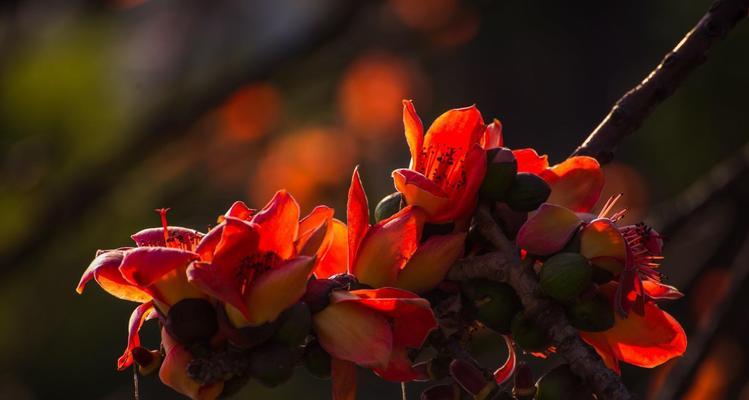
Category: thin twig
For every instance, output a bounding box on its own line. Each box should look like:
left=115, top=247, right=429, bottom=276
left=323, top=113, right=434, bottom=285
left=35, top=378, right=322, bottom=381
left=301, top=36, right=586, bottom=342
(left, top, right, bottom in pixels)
left=133, top=365, right=140, bottom=400
left=571, top=0, right=749, bottom=163
left=401, top=382, right=407, bottom=400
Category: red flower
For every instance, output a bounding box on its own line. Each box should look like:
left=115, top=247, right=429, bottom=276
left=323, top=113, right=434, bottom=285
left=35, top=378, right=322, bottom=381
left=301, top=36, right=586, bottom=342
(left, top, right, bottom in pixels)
left=392, top=100, right=488, bottom=223
left=159, top=328, right=224, bottom=400
left=312, top=288, right=437, bottom=399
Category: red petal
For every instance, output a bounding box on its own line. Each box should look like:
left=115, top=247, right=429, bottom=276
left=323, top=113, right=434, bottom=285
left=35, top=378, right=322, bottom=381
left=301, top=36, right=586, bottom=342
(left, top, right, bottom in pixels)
left=347, top=167, right=370, bottom=270
left=251, top=190, right=300, bottom=259
left=539, top=156, right=604, bottom=213
left=481, top=119, right=504, bottom=150
left=392, top=168, right=450, bottom=221
left=131, top=227, right=203, bottom=248
left=438, top=143, right=486, bottom=222
left=224, top=200, right=255, bottom=220
left=332, top=358, right=358, bottom=400
left=117, top=301, right=156, bottom=370
left=395, top=232, right=466, bottom=294
left=373, top=345, right=426, bottom=382
left=297, top=205, right=335, bottom=253
left=513, top=148, right=549, bottom=174
left=159, top=329, right=224, bottom=399
left=315, top=219, right=349, bottom=279
left=403, top=100, right=424, bottom=170
left=643, top=281, right=684, bottom=301
left=118, top=247, right=201, bottom=308
left=77, top=249, right=151, bottom=302
left=516, top=203, right=582, bottom=256
left=493, top=335, right=517, bottom=385
left=420, top=105, right=485, bottom=175
left=351, top=206, right=423, bottom=288
left=194, top=224, right=224, bottom=261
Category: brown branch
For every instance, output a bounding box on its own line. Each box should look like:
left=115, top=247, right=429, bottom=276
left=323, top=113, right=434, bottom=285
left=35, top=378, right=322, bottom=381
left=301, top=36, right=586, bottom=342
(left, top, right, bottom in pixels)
left=571, top=0, right=749, bottom=163
left=449, top=205, right=633, bottom=400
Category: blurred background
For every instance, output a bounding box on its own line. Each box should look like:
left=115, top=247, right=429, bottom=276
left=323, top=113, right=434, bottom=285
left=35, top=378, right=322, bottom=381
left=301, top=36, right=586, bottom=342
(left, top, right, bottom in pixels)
left=0, top=0, right=748, bottom=398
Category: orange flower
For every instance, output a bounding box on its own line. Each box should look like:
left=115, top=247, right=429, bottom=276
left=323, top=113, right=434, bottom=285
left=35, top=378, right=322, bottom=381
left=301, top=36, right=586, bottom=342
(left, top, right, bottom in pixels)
left=159, top=328, right=224, bottom=400
left=312, top=288, right=437, bottom=399
left=580, top=283, right=687, bottom=374
left=392, top=100, right=488, bottom=223
left=324, top=167, right=465, bottom=294
left=187, top=190, right=336, bottom=327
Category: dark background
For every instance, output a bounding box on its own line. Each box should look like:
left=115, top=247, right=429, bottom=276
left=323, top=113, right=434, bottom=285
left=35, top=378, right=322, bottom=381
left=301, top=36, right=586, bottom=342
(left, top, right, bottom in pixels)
left=0, top=0, right=747, bottom=398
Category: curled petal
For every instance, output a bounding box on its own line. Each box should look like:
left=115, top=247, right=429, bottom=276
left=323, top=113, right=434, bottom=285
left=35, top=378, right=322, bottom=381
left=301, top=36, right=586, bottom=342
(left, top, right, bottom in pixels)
left=194, top=224, right=224, bottom=262
left=251, top=190, right=300, bottom=259
left=314, top=301, right=393, bottom=368
left=117, top=301, right=156, bottom=370
left=347, top=167, right=370, bottom=269
left=131, top=227, right=203, bottom=248
left=403, top=100, right=424, bottom=170
left=297, top=205, right=335, bottom=255
left=160, top=330, right=224, bottom=400
left=224, top=200, right=254, bottom=221
left=351, top=206, right=424, bottom=288
left=643, top=281, right=684, bottom=301
left=392, top=169, right=450, bottom=219
left=517, top=203, right=582, bottom=256
left=481, top=119, right=504, bottom=150
left=493, top=335, right=517, bottom=385
left=315, top=219, right=349, bottom=279
left=119, top=247, right=202, bottom=309
left=373, top=346, right=426, bottom=382
left=513, top=148, right=549, bottom=174
left=539, top=156, right=604, bottom=213
left=395, top=232, right=466, bottom=294
left=580, top=219, right=626, bottom=275
left=77, top=249, right=150, bottom=302
left=332, top=358, right=358, bottom=400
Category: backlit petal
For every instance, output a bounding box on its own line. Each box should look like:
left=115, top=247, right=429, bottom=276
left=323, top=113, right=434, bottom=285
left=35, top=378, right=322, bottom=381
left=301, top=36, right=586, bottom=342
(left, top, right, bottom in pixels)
left=580, top=219, right=626, bottom=275
left=513, top=148, right=549, bottom=174
left=481, top=119, right=503, bottom=150
left=297, top=205, right=335, bottom=255
left=131, top=227, right=203, bottom=249
left=392, top=169, right=450, bottom=219
left=493, top=335, right=516, bottom=385
left=224, top=200, right=254, bottom=220
left=438, top=143, right=486, bottom=222
left=395, top=232, right=466, bottom=294
left=517, top=203, right=582, bottom=256
left=315, top=219, right=349, bottom=279
left=251, top=190, right=300, bottom=259
left=117, top=301, right=156, bottom=370
left=373, top=346, right=425, bottom=382
left=421, top=105, right=485, bottom=174
left=539, top=156, right=604, bottom=212
left=347, top=167, right=370, bottom=270
left=160, top=330, right=224, bottom=400
left=332, top=358, right=358, bottom=400
left=77, top=249, right=151, bottom=302
left=403, top=100, right=424, bottom=170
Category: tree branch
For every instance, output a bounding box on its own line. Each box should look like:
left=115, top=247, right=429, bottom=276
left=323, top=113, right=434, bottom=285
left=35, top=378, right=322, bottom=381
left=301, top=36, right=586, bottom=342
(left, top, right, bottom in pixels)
left=449, top=205, right=633, bottom=400
left=571, top=0, right=749, bottom=163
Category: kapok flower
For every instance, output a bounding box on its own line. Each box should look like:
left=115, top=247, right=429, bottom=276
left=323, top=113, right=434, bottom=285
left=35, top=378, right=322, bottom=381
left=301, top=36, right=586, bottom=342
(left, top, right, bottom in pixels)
left=333, top=167, right=465, bottom=293
left=312, top=288, right=437, bottom=399
left=187, top=190, right=336, bottom=328
left=392, top=100, right=488, bottom=223
left=159, top=328, right=224, bottom=400
left=579, top=283, right=687, bottom=374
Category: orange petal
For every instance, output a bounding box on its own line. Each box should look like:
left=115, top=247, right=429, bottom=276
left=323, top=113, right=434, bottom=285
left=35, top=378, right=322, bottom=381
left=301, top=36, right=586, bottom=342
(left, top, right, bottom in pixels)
left=403, top=100, right=424, bottom=169
left=493, top=335, right=517, bottom=385
left=580, top=331, right=621, bottom=374
left=117, top=301, right=156, bottom=370
left=438, top=143, right=486, bottom=222
left=347, top=167, right=370, bottom=269
left=513, top=148, right=549, bottom=174
left=351, top=206, right=424, bottom=288
left=224, top=200, right=254, bottom=221
left=517, top=203, right=582, bottom=256
left=481, top=119, right=503, bottom=150
left=315, top=219, right=349, bottom=279
left=373, top=345, right=425, bottom=382
left=118, top=247, right=203, bottom=310
left=332, top=358, right=358, bottom=400
left=159, top=329, right=224, bottom=400
left=313, top=300, right=393, bottom=368
left=643, top=280, right=684, bottom=301
left=297, top=205, right=335, bottom=254
left=228, top=255, right=317, bottom=327
left=392, top=168, right=450, bottom=219
left=251, top=190, right=300, bottom=259
left=77, top=249, right=151, bottom=302
left=580, top=219, right=626, bottom=275
left=194, top=224, right=224, bottom=262
left=421, top=105, right=485, bottom=171
left=539, top=156, right=604, bottom=213
left=395, top=232, right=466, bottom=293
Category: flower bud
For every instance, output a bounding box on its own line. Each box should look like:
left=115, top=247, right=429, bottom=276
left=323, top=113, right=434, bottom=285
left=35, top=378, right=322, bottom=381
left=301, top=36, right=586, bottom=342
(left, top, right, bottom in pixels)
left=510, top=313, right=549, bottom=353
left=165, top=298, right=218, bottom=345
left=302, top=278, right=341, bottom=313
left=462, top=279, right=521, bottom=334
left=539, top=253, right=592, bottom=302
left=273, top=302, right=312, bottom=347
left=449, top=359, right=495, bottom=398
left=131, top=346, right=162, bottom=375
left=303, top=341, right=331, bottom=379
left=420, top=384, right=461, bottom=400
left=506, top=173, right=551, bottom=212
left=374, top=192, right=403, bottom=222
left=566, top=295, right=614, bottom=332
left=480, top=148, right=518, bottom=201
left=535, top=364, right=591, bottom=400
left=513, top=362, right=536, bottom=400
left=247, top=343, right=298, bottom=387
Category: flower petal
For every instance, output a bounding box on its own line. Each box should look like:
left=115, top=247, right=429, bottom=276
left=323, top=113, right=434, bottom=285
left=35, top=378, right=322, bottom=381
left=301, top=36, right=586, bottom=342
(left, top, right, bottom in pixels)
left=314, top=300, right=393, bottom=368
left=643, top=281, right=684, bottom=301
left=315, top=219, right=349, bottom=279
left=251, top=190, right=300, bottom=259
left=332, top=358, right=358, bottom=400
left=403, top=100, right=424, bottom=170
left=160, top=329, right=224, bottom=400
left=131, top=227, right=203, bottom=248
left=420, top=105, right=485, bottom=175
left=224, top=200, right=255, bottom=221
left=438, top=143, right=486, bottom=222
left=513, top=148, right=549, bottom=174
left=351, top=206, right=424, bottom=288
left=539, top=156, right=604, bottom=212
left=347, top=167, right=370, bottom=270
left=372, top=345, right=426, bottom=382
left=395, top=232, right=466, bottom=294
left=580, top=219, right=626, bottom=275
left=117, top=301, right=156, bottom=370
left=392, top=168, right=450, bottom=219
left=481, top=119, right=503, bottom=150
left=517, top=203, right=582, bottom=256
left=194, top=224, right=224, bottom=262
left=77, top=249, right=151, bottom=302
left=493, top=335, right=517, bottom=385
left=297, top=205, right=335, bottom=255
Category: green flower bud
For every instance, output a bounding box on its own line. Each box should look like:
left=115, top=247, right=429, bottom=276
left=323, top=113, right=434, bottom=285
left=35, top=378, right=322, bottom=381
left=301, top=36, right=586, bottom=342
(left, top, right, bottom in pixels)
left=539, top=253, right=592, bottom=302
left=506, top=173, right=551, bottom=212
left=375, top=192, right=403, bottom=222
left=166, top=298, right=218, bottom=345
left=273, top=302, right=312, bottom=347
left=247, top=343, right=297, bottom=387
left=480, top=148, right=517, bottom=201
left=463, top=279, right=521, bottom=334
left=303, top=341, right=331, bottom=380
left=566, top=295, right=614, bottom=332
left=536, top=364, right=592, bottom=400
left=511, top=313, right=549, bottom=353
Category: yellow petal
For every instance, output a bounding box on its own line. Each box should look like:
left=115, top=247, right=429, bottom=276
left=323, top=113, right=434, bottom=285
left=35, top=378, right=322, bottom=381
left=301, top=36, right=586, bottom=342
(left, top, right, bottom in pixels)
left=395, top=232, right=466, bottom=294
left=580, top=219, right=625, bottom=275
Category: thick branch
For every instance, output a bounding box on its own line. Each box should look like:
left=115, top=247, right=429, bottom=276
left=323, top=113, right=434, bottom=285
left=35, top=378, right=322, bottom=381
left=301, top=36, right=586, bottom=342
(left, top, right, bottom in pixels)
left=449, top=205, right=633, bottom=400
left=571, top=0, right=749, bottom=163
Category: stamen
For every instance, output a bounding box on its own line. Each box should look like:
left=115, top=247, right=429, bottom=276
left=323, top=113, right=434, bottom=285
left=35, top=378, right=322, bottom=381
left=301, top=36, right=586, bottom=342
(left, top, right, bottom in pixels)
left=155, top=208, right=171, bottom=244
left=598, top=193, right=624, bottom=218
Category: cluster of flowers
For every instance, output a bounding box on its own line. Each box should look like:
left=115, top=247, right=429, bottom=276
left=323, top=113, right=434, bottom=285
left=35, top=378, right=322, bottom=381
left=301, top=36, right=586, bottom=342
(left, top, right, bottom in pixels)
left=77, top=101, right=686, bottom=399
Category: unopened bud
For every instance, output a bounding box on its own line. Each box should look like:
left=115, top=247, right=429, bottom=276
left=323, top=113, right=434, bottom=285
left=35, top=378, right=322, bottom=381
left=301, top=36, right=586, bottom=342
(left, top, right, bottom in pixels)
left=462, top=279, right=521, bottom=334
left=165, top=298, right=218, bottom=345
left=273, top=302, right=312, bottom=347
left=132, top=346, right=161, bottom=375
left=375, top=192, right=403, bottom=222
left=247, top=343, right=297, bottom=387
left=510, top=313, right=549, bottom=353
left=539, top=253, right=592, bottom=302
left=566, top=295, right=614, bottom=332
left=513, top=362, right=536, bottom=399
left=302, top=278, right=341, bottom=313
left=480, top=148, right=517, bottom=201
left=420, top=384, right=461, bottom=400
left=506, top=173, right=551, bottom=212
